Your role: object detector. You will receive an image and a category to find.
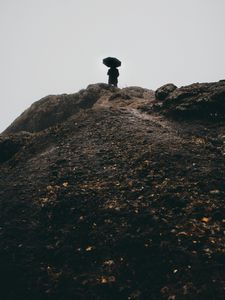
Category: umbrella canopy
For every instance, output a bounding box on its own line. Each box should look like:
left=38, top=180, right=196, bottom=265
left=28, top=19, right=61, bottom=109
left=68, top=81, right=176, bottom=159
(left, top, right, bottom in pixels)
left=103, top=57, right=121, bottom=68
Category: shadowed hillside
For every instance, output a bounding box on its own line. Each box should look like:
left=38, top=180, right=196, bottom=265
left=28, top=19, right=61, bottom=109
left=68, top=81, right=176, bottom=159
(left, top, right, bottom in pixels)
left=0, top=82, right=225, bottom=300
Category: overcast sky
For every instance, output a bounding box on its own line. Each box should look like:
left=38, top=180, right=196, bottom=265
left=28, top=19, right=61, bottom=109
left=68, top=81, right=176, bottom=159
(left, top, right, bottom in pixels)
left=1, top=0, right=225, bottom=132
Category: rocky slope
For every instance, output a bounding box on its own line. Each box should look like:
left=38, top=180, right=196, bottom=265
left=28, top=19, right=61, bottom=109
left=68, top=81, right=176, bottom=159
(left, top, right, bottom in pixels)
left=0, top=82, right=225, bottom=300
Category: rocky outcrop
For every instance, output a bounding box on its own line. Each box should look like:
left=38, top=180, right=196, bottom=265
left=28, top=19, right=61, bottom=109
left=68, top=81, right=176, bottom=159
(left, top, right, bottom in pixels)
left=121, top=86, right=154, bottom=99
left=0, top=81, right=225, bottom=299
left=3, top=81, right=225, bottom=136
left=155, top=83, right=177, bottom=100
left=2, top=84, right=155, bottom=135
left=2, top=84, right=116, bottom=135
left=2, top=84, right=156, bottom=135
left=154, top=80, right=225, bottom=119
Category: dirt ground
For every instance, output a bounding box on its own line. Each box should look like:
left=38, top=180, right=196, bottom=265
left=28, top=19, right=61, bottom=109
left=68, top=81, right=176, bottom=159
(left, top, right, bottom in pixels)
left=0, top=95, right=225, bottom=299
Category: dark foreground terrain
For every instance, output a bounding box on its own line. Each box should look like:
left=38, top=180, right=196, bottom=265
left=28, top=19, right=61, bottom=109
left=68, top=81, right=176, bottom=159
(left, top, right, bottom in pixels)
left=0, top=82, right=225, bottom=299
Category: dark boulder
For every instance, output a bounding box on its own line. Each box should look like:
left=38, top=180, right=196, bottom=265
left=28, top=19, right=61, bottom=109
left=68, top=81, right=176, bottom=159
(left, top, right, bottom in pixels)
left=155, top=81, right=225, bottom=120
left=155, top=83, right=177, bottom=101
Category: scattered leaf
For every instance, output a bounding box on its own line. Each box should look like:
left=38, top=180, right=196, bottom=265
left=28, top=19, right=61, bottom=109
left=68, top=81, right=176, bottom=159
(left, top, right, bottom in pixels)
left=177, top=231, right=189, bottom=236
left=103, top=260, right=114, bottom=266
left=47, top=185, right=53, bottom=191
left=100, top=275, right=116, bottom=284
left=86, top=246, right=93, bottom=252
left=209, top=190, right=220, bottom=195
left=101, top=277, right=107, bottom=284
left=201, top=217, right=210, bottom=223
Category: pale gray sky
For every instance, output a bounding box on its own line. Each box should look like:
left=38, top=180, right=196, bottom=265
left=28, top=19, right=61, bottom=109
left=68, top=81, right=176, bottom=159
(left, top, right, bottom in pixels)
left=1, top=0, right=225, bottom=132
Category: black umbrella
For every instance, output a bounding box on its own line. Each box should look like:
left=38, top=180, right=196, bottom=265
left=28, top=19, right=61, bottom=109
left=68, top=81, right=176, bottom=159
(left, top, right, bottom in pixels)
left=103, top=57, right=121, bottom=68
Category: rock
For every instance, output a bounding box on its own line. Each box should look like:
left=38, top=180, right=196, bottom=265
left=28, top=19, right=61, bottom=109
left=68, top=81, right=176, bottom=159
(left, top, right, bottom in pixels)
left=2, top=84, right=116, bottom=135
left=121, top=86, right=151, bottom=98
left=155, top=83, right=177, bottom=101
left=109, top=92, right=131, bottom=101
left=155, top=81, right=225, bottom=119
left=0, top=132, right=32, bottom=163
left=2, top=84, right=156, bottom=134
left=0, top=80, right=225, bottom=300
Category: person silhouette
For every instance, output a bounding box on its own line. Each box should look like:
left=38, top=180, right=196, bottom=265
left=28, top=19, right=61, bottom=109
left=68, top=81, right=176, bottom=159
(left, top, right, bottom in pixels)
left=107, top=67, right=119, bottom=87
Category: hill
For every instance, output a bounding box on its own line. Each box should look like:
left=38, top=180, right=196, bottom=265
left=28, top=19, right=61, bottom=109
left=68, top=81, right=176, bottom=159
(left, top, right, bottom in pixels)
left=0, top=81, right=225, bottom=299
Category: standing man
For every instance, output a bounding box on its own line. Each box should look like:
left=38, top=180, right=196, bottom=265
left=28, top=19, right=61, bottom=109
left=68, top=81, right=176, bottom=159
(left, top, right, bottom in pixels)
left=107, top=67, right=119, bottom=87
left=103, top=57, right=121, bottom=87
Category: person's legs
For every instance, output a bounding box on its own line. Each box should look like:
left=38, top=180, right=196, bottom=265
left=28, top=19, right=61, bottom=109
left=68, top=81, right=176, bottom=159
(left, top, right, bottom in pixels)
left=108, top=76, right=118, bottom=87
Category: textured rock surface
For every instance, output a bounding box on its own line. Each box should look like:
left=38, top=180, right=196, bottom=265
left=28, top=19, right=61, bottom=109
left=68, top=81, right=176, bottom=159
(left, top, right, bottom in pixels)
left=0, top=132, right=32, bottom=163
left=0, top=82, right=225, bottom=300
left=2, top=84, right=154, bottom=135
left=2, top=84, right=117, bottom=135
left=154, top=81, right=225, bottom=119
left=155, top=83, right=177, bottom=101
